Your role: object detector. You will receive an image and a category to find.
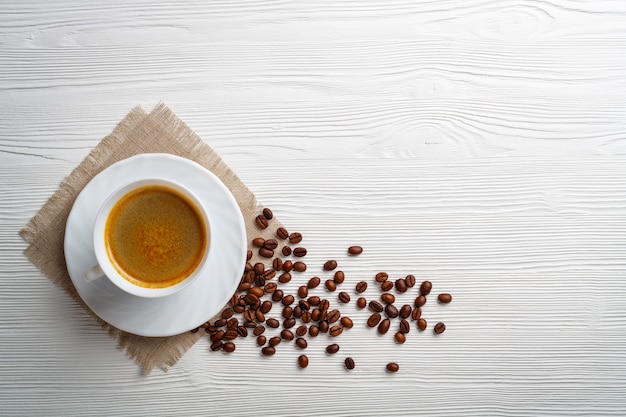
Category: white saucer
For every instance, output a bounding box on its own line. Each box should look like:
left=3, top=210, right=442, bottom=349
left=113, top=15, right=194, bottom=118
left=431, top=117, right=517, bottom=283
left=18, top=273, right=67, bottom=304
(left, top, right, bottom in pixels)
left=64, top=153, right=246, bottom=337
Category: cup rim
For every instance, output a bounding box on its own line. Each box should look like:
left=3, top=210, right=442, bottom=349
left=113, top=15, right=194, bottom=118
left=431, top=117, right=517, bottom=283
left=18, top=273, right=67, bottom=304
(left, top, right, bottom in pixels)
left=92, top=178, right=211, bottom=298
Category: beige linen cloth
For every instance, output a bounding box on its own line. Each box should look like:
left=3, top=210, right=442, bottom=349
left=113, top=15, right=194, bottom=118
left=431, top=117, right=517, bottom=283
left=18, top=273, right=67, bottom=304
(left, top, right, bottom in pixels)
left=20, top=103, right=282, bottom=373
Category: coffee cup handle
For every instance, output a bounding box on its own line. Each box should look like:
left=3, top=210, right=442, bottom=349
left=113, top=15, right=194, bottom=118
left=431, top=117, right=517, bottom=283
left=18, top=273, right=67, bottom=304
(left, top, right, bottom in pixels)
left=83, top=265, right=105, bottom=282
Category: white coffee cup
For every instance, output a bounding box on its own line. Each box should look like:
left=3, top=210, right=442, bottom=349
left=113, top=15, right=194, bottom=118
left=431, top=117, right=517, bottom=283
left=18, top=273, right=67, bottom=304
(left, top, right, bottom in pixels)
left=83, top=178, right=211, bottom=298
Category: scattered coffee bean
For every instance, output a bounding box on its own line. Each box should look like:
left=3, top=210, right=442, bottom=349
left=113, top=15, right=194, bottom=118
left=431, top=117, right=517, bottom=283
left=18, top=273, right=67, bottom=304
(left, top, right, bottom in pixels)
left=245, top=262, right=253, bottom=272
left=369, top=300, right=383, bottom=313
left=355, top=281, right=368, bottom=294
left=381, top=293, right=396, bottom=304
left=282, top=306, right=293, bottom=319
left=211, top=330, right=224, bottom=342
left=375, top=272, right=389, bottom=283
left=271, top=258, right=283, bottom=272
left=283, top=317, right=296, bottom=328
left=293, top=247, right=307, bottom=257
left=227, top=317, right=239, bottom=329
left=266, top=318, right=280, bottom=328
left=420, top=280, right=432, bottom=296
left=438, top=293, right=452, bottom=303
left=264, top=239, right=278, bottom=250
left=253, top=262, right=265, bottom=275
left=394, top=332, right=406, bottom=344
left=221, top=307, right=234, bottom=320
left=299, top=299, right=310, bottom=310
left=255, top=215, right=268, bottom=229
left=307, top=277, right=321, bottom=289
left=414, top=295, right=427, bottom=307
left=385, top=304, right=399, bottom=319
left=259, top=247, right=274, bottom=258
left=434, top=322, right=446, bottom=334
left=249, top=286, right=264, bottom=298
left=260, top=300, right=273, bottom=314
left=324, top=260, right=338, bottom=271
left=263, top=269, right=276, bottom=281
left=246, top=250, right=252, bottom=261
left=282, top=246, right=292, bottom=256
left=417, top=318, right=427, bottom=331
left=381, top=280, right=394, bottom=291
left=301, top=311, right=312, bottom=323
left=405, top=274, right=416, bottom=288
left=244, top=320, right=257, bottom=328
left=344, top=357, right=355, bottom=370
left=367, top=313, right=382, bottom=327
left=289, top=232, right=303, bottom=244
left=329, top=325, right=343, bottom=337
left=308, top=295, right=320, bottom=306
left=298, top=354, right=309, bottom=368
left=252, top=237, right=265, bottom=247
left=296, top=325, right=307, bottom=337
left=253, top=325, right=266, bottom=336
left=293, top=261, right=307, bottom=272
left=272, top=289, right=284, bottom=302
left=378, top=318, right=391, bottom=334
left=399, top=319, right=410, bottom=334
left=262, top=208, right=273, bottom=220
left=356, top=297, right=367, bottom=309
left=223, top=342, right=236, bottom=352
left=293, top=306, right=303, bottom=318
left=261, top=346, right=276, bottom=356
left=281, top=294, right=294, bottom=306
left=319, top=298, right=330, bottom=312
left=311, top=309, right=321, bottom=321
left=411, top=307, right=422, bottom=321
left=282, top=260, right=293, bottom=272
left=224, top=329, right=238, bottom=340
left=319, top=320, right=329, bottom=333
left=338, top=291, right=351, bottom=304
left=395, top=278, right=408, bottom=293
left=326, top=309, right=341, bottom=323
left=244, top=293, right=259, bottom=306
left=326, top=344, right=340, bottom=354
left=325, top=279, right=337, bottom=292
left=257, top=336, right=266, bottom=346
left=296, top=338, right=308, bottom=349
left=386, top=362, right=399, bottom=373
left=309, top=325, right=320, bottom=337
left=233, top=304, right=245, bottom=314
left=333, top=270, right=345, bottom=284
left=278, top=272, right=292, bottom=284
left=276, top=227, right=289, bottom=240
left=269, top=336, right=281, bottom=347
left=348, top=246, right=363, bottom=255
left=399, top=304, right=412, bottom=319
left=340, top=317, right=354, bottom=329
left=210, top=340, right=223, bottom=351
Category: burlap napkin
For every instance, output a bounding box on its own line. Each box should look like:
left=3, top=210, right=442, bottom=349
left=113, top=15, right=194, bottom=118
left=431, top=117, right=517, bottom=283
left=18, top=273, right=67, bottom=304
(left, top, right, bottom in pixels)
left=20, top=103, right=283, bottom=373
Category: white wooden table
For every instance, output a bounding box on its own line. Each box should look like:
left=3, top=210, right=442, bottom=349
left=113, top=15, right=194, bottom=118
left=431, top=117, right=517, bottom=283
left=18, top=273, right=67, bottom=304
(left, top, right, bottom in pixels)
left=2, top=1, right=625, bottom=416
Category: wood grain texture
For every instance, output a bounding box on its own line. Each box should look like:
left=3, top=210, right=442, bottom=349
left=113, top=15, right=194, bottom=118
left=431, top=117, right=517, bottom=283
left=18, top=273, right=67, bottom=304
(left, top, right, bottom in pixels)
left=1, top=0, right=626, bottom=416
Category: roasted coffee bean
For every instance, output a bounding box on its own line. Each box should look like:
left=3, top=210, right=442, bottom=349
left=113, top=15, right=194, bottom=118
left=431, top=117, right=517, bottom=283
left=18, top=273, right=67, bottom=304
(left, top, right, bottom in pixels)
left=262, top=207, right=273, bottom=220
left=227, top=317, right=239, bottom=329
left=244, top=293, right=259, bottom=306
left=269, top=336, right=281, bottom=347
left=221, top=307, right=234, bottom=320
left=338, top=292, right=351, bottom=304
left=253, top=262, right=265, bottom=275
left=307, top=277, right=321, bottom=289
left=381, top=281, right=393, bottom=291
left=261, top=346, right=276, bottom=356
left=224, top=329, right=238, bottom=340
left=233, top=304, right=245, bottom=314
left=438, top=293, right=452, bottom=303
left=355, top=281, right=368, bottom=293
left=245, top=262, right=253, bottom=272
left=266, top=318, right=280, bottom=328
left=210, top=340, right=223, bottom=351
left=249, top=286, right=264, bottom=298
left=434, top=322, right=446, bottom=334
left=244, top=270, right=255, bottom=283
left=272, top=258, right=283, bottom=271
left=369, top=300, right=383, bottom=313
left=278, top=272, right=292, bottom=284
left=417, top=318, right=427, bottom=331
left=326, top=309, right=341, bottom=323
left=399, top=319, right=410, bottom=334
left=204, top=324, right=218, bottom=332
left=378, top=318, right=391, bottom=334
left=415, top=295, right=427, bottom=307
left=333, top=270, right=345, bottom=284
left=253, top=325, right=266, bottom=336
left=210, top=330, right=225, bottom=342
left=259, top=247, right=274, bottom=258
left=257, top=335, right=266, bottom=346
left=367, top=313, right=381, bottom=327
left=324, top=260, right=338, bottom=271
left=246, top=250, right=253, bottom=261
left=298, top=354, right=309, bottom=368
left=289, top=232, right=303, bottom=244
left=295, top=337, right=308, bottom=349
left=329, top=325, right=343, bottom=337
left=293, top=247, right=307, bottom=257
left=319, top=320, right=329, bottom=333
left=375, top=272, right=389, bottom=283
left=292, top=306, right=302, bottom=318
left=252, top=237, right=265, bottom=247
left=299, top=300, right=311, bottom=311
left=282, top=307, right=293, bottom=319
left=244, top=320, right=257, bottom=328
left=405, top=274, right=416, bottom=288
left=341, top=317, right=354, bottom=329
left=277, top=227, right=289, bottom=240
left=272, top=289, right=284, bottom=302
left=399, top=304, right=412, bottom=319
left=395, top=278, right=408, bottom=293
left=381, top=293, right=395, bottom=304
left=243, top=310, right=255, bottom=322
left=264, top=282, right=278, bottom=294
left=326, top=343, right=340, bottom=354
left=255, top=310, right=265, bottom=323
left=296, top=325, right=307, bottom=337
left=298, top=285, right=309, bottom=298
left=345, top=357, right=355, bottom=370
left=214, top=318, right=227, bottom=327
left=412, top=307, right=422, bottom=321
left=325, top=279, right=337, bottom=292
left=301, top=311, right=312, bottom=323
left=311, top=308, right=321, bottom=321
left=282, top=260, right=293, bottom=272
left=385, top=304, right=399, bottom=319
left=260, top=300, right=273, bottom=315
left=223, top=342, right=236, bottom=353
left=420, top=280, right=432, bottom=296
left=238, top=281, right=250, bottom=292
left=255, top=215, right=268, bottom=229
left=263, top=269, right=276, bottom=280
left=319, top=299, right=330, bottom=313
left=386, top=362, right=400, bottom=373
left=283, top=317, right=296, bottom=328
left=254, top=274, right=265, bottom=287
left=308, top=295, right=320, bottom=306
left=309, top=325, right=320, bottom=337
left=264, top=239, right=278, bottom=250
left=348, top=246, right=363, bottom=255
left=282, top=246, right=292, bottom=256
left=394, top=332, right=406, bottom=344
left=356, top=297, right=367, bottom=309
left=293, top=261, right=307, bottom=272
left=279, top=294, right=293, bottom=306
